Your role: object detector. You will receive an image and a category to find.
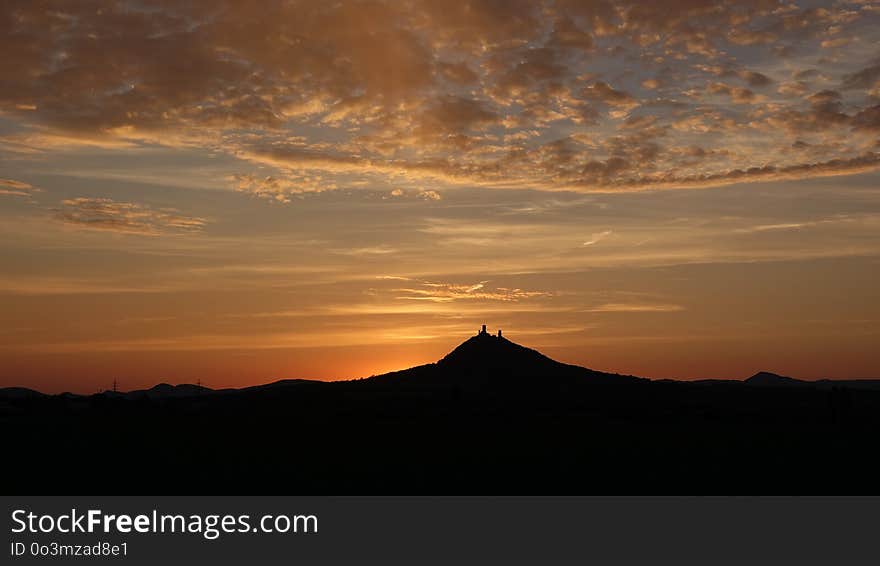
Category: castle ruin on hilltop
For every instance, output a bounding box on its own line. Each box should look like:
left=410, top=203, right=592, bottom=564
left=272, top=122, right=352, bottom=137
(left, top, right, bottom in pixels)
left=478, top=324, right=503, bottom=338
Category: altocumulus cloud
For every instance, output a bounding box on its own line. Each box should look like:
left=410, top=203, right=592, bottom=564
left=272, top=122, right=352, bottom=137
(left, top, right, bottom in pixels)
left=232, top=174, right=335, bottom=203
left=2, top=1, right=880, bottom=193
left=55, top=198, right=207, bottom=235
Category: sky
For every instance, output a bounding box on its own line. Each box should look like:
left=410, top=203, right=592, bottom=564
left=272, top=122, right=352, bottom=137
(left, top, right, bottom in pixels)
left=1, top=0, right=880, bottom=393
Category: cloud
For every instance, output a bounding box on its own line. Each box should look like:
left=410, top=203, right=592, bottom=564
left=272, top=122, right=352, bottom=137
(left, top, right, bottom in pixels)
left=0, top=276, right=170, bottom=295
left=416, top=96, right=499, bottom=135
left=735, top=215, right=859, bottom=233
left=589, top=152, right=880, bottom=191
left=332, top=246, right=399, bottom=256
left=585, top=303, right=684, bottom=313
left=583, top=230, right=613, bottom=246
left=386, top=188, right=442, bottom=201
left=706, top=83, right=759, bottom=104
left=740, top=71, right=772, bottom=88
left=55, top=198, right=207, bottom=235
left=2, top=0, right=880, bottom=196
left=418, top=190, right=442, bottom=201
left=852, top=105, right=880, bottom=132
left=232, top=174, right=333, bottom=203
left=583, top=81, right=639, bottom=110
left=392, top=279, right=554, bottom=303
left=842, top=61, right=880, bottom=90
left=0, top=178, right=40, bottom=197
left=764, top=89, right=855, bottom=134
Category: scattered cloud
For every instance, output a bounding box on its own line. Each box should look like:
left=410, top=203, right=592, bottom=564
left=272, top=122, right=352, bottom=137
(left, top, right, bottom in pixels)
left=332, top=246, right=399, bottom=256
left=386, top=188, right=442, bottom=201
left=418, top=190, right=442, bottom=201
left=842, top=61, right=880, bottom=90
left=392, top=279, right=554, bottom=303
left=0, top=277, right=169, bottom=295
left=232, top=174, right=333, bottom=203
left=55, top=198, right=207, bottom=235
left=0, top=178, right=40, bottom=197
left=585, top=303, right=684, bottom=313
left=735, top=214, right=860, bottom=233
left=583, top=81, right=639, bottom=110
left=583, top=230, right=613, bottom=246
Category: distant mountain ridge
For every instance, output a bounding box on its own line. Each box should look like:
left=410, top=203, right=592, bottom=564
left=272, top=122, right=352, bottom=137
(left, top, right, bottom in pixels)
left=0, top=387, right=44, bottom=399
left=743, top=371, right=880, bottom=391
left=745, top=371, right=807, bottom=387
left=108, top=382, right=213, bottom=400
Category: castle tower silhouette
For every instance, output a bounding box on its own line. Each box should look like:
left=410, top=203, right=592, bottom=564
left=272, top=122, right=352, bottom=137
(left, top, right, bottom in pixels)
left=477, top=324, right=502, bottom=337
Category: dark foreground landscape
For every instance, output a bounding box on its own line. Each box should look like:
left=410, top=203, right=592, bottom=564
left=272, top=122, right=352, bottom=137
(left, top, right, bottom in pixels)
left=3, top=328, right=880, bottom=493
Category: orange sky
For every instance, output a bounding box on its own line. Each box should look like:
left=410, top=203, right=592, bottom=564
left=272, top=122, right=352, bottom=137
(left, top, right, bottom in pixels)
left=1, top=1, right=880, bottom=393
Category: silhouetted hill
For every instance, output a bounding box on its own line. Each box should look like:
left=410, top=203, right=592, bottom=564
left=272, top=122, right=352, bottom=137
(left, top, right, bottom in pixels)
left=0, top=387, right=45, bottom=400
left=746, top=371, right=807, bottom=387
left=365, top=330, right=641, bottom=389
left=440, top=332, right=569, bottom=372
left=814, top=379, right=880, bottom=391
left=243, top=378, right=324, bottom=392
left=743, top=372, right=880, bottom=391
left=93, top=382, right=213, bottom=400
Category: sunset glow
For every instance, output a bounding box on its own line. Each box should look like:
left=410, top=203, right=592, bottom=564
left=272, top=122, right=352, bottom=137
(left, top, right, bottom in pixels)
left=2, top=0, right=879, bottom=392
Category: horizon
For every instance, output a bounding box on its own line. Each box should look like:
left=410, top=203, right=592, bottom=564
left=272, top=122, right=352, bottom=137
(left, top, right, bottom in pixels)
left=5, top=326, right=878, bottom=395
left=2, top=1, right=880, bottom=393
